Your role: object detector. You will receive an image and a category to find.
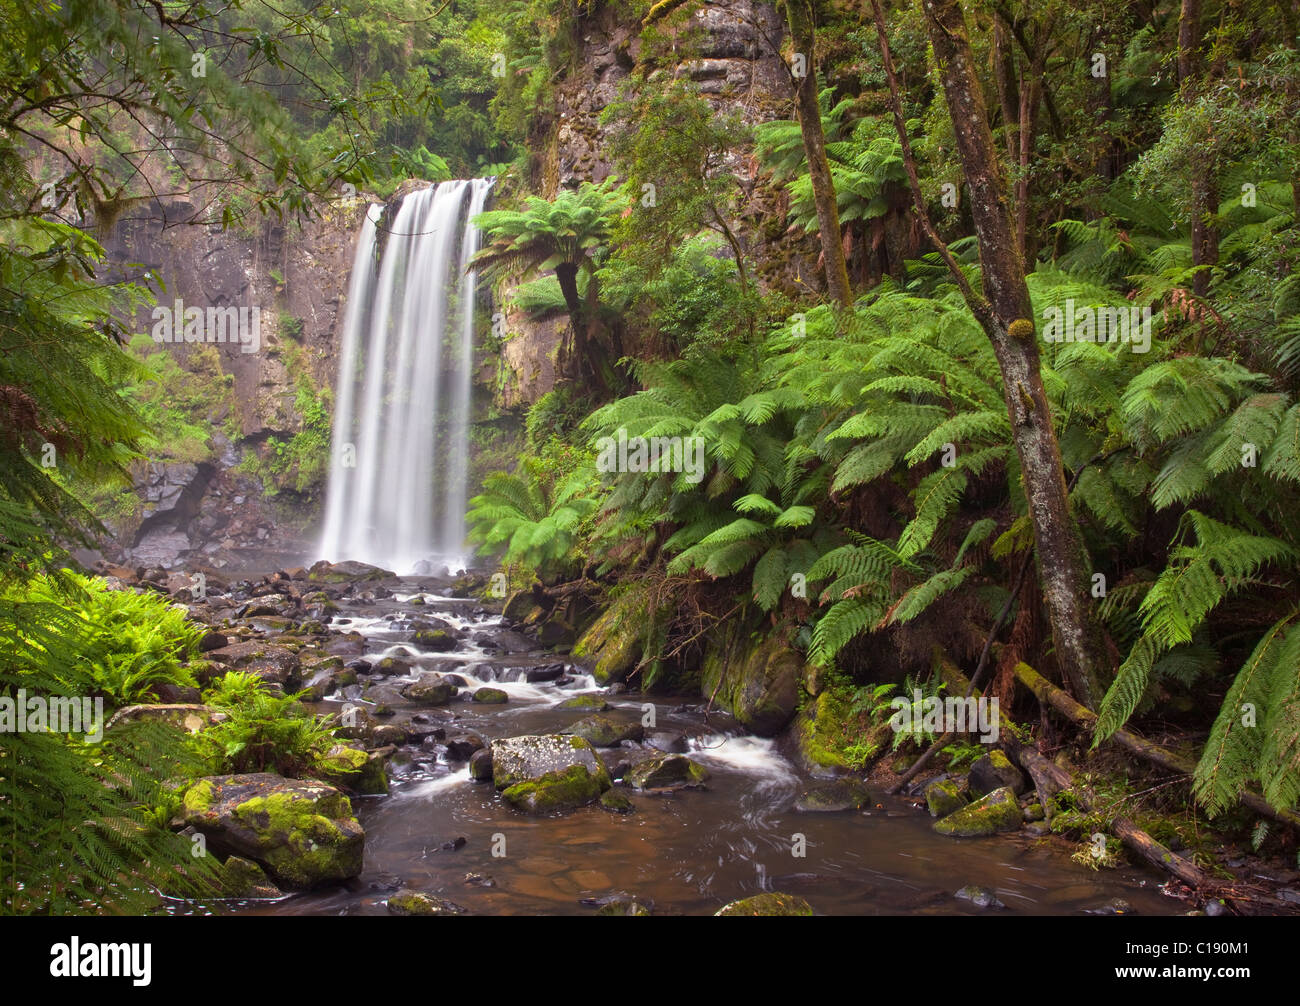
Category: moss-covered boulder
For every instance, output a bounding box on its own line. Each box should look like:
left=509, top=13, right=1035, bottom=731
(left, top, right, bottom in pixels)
left=968, top=750, right=1027, bottom=797
left=925, top=777, right=969, bottom=818
left=106, top=703, right=226, bottom=734
left=412, top=629, right=457, bottom=652
left=596, top=899, right=650, bottom=915
left=182, top=773, right=364, bottom=888
left=700, top=634, right=802, bottom=737
left=469, top=747, right=494, bottom=782
left=471, top=687, right=509, bottom=704
left=599, top=788, right=635, bottom=814
left=502, top=588, right=545, bottom=625
left=387, top=889, right=468, bottom=916
left=490, top=734, right=612, bottom=791
left=567, top=714, right=644, bottom=747
left=791, top=690, right=853, bottom=776
left=625, top=754, right=709, bottom=790
left=502, top=763, right=607, bottom=814
left=219, top=855, right=283, bottom=899
left=793, top=779, right=873, bottom=812
left=933, top=786, right=1023, bottom=837
left=558, top=693, right=610, bottom=712
left=572, top=588, right=648, bottom=684
left=308, top=560, right=394, bottom=584
left=715, top=892, right=814, bottom=916
left=317, top=743, right=389, bottom=795
left=401, top=672, right=457, bottom=706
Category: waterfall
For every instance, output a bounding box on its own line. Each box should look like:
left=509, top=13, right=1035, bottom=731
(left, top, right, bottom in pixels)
left=318, top=178, right=493, bottom=575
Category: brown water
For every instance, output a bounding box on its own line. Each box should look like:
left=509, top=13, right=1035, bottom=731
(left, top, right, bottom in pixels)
left=240, top=587, right=1181, bottom=917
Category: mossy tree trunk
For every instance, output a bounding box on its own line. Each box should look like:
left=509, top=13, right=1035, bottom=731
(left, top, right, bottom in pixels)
left=912, top=0, right=1110, bottom=707
left=784, top=0, right=853, bottom=309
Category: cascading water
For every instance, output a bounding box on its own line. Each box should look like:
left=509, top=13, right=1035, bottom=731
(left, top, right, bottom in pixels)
left=318, top=178, right=493, bottom=574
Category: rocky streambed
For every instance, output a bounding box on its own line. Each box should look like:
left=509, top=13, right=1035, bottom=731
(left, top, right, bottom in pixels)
left=118, top=560, right=1186, bottom=916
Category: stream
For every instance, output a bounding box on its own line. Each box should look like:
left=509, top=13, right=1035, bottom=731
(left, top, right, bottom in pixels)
left=238, top=581, right=1180, bottom=917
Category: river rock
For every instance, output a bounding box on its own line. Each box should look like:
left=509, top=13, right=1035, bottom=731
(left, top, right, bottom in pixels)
left=567, top=714, right=644, bottom=747
left=714, top=892, right=814, bottom=916
left=968, top=750, right=1027, bottom=797
left=401, top=672, right=457, bottom=705
left=491, top=734, right=612, bottom=792
left=309, top=560, right=395, bottom=583
left=596, top=898, right=650, bottom=915
left=469, top=747, right=494, bottom=781
left=933, top=786, right=1023, bottom=837
left=182, top=773, right=364, bottom=888
left=412, top=629, right=457, bottom=652
left=625, top=753, right=709, bottom=790
left=955, top=885, right=1005, bottom=909
left=557, top=693, right=610, bottom=712
left=925, top=777, right=969, bottom=818
left=204, top=641, right=302, bottom=689
left=502, top=763, right=608, bottom=814
left=793, top=779, right=873, bottom=812
left=525, top=663, right=566, bottom=683
left=472, top=687, right=509, bottom=704
left=387, top=889, right=468, bottom=916
left=106, top=703, right=226, bottom=734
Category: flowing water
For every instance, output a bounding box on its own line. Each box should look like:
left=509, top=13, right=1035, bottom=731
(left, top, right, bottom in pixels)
left=243, top=587, right=1182, bottom=917
left=318, top=178, right=493, bottom=575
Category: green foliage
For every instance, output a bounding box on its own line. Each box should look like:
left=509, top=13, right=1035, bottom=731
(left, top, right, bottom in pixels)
left=197, top=672, right=339, bottom=778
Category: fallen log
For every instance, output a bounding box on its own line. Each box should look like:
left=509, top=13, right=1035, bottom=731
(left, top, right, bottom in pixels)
left=1013, top=661, right=1300, bottom=830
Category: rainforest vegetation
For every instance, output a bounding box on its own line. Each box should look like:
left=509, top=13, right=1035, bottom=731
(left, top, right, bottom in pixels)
left=2, top=0, right=1300, bottom=916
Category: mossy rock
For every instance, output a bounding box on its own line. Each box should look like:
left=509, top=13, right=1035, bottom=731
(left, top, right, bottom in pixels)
left=596, top=900, right=649, bottom=916
left=491, top=733, right=613, bottom=791
left=558, top=693, right=610, bottom=712
left=502, top=589, right=545, bottom=624
left=793, top=779, right=873, bottom=812
left=567, top=714, right=644, bottom=748
left=700, top=634, right=802, bottom=737
left=968, top=750, right=1027, bottom=796
left=412, top=629, right=457, bottom=652
left=219, top=855, right=282, bottom=899
left=933, top=786, right=1023, bottom=837
left=401, top=672, right=457, bottom=706
left=625, top=754, right=709, bottom=790
left=387, top=889, right=468, bottom=916
left=599, top=788, right=635, bottom=814
left=715, top=892, right=814, bottom=916
left=502, top=763, right=606, bottom=815
left=317, top=743, right=389, bottom=796
left=925, top=777, right=969, bottom=818
left=182, top=773, right=364, bottom=888
left=573, top=590, right=648, bottom=684
left=792, top=690, right=853, bottom=776
left=472, top=687, right=509, bottom=704
left=308, top=560, right=394, bottom=584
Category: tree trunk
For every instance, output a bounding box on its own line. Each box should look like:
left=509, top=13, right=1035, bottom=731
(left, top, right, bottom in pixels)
left=1179, top=0, right=1218, bottom=298
left=785, top=0, right=853, bottom=309
left=917, top=0, right=1109, bottom=707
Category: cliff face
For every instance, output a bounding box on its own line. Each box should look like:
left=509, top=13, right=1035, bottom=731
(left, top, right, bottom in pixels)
left=492, top=0, right=812, bottom=411
left=97, top=197, right=370, bottom=571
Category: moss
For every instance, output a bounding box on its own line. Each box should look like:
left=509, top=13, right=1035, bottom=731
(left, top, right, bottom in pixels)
left=183, top=779, right=215, bottom=816
left=230, top=789, right=362, bottom=886
left=502, top=764, right=605, bottom=814
left=793, top=690, right=853, bottom=773
left=925, top=778, right=968, bottom=818
left=933, top=786, right=1023, bottom=837
left=715, top=892, right=814, bottom=916
left=573, top=587, right=648, bottom=684
left=558, top=694, right=609, bottom=711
